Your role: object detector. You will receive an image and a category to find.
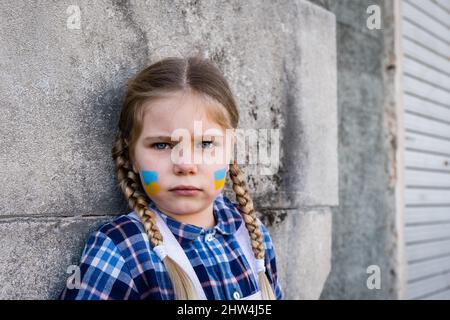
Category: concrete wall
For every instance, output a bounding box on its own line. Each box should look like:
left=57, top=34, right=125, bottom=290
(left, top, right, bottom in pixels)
left=0, top=0, right=338, bottom=299
left=308, top=0, right=404, bottom=299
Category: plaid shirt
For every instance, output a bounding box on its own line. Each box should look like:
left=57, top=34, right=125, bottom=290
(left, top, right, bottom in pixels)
left=59, top=193, right=283, bottom=300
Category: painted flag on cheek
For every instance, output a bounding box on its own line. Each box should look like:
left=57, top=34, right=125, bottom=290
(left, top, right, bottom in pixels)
left=214, top=168, right=227, bottom=190
left=141, top=170, right=160, bottom=195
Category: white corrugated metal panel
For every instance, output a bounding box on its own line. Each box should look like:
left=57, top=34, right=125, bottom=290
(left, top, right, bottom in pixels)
left=407, top=271, right=450, bottom=299
left=404, top=61, right=450, bottom=93
left=405, top=223, right=450, bottom=243
left=405, top=95, right=450, bottom=125
left=433, top=0, right=450, bottom=12
left=403, top=39, right=450, bottom=75
left=405, top=150, right=450, bottom=172
left=406, top=170, right=450, bottom=187
left=402, top=0, right=450, bottom=300
left=423, top=288, right=450, bottom=299
left=408, top=255, right=450, bottom=281
left=405, top=113, right=450, bottom=138
left=403, top=76, right=450, bottom=107
left=406, top=207, right=450, bottom=224
left=406, top=239, right=450, bottom=261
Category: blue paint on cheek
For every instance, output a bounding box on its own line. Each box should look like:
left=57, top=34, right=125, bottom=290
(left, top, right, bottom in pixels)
left=141, top=170, right=158, bottom=184
left=214, top=168, right=227, bottom=180
left=141, top=170, right=160, bottom=195
left=214, top=167, right=227, bottom=189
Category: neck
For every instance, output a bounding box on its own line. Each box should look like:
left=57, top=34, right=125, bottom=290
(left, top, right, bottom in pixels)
left=159, top=202, right=216, bottom=229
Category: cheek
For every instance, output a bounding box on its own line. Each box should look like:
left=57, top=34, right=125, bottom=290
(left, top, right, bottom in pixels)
left=141, top=170, right=161, bottom=196
left=213, top=167, right=227, bottom=190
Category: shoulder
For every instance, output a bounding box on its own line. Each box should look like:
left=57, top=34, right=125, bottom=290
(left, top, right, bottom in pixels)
left=95, top=212, right=146, bottom=245
left=61, top=214, right=145, bottom=300
left=94, top=210, right=165, bottom=262
left=60, top=212, right=162, bottom=300
left=80, top=211, right=163, bottom=275
left=78, top=212, right=150, bottom=269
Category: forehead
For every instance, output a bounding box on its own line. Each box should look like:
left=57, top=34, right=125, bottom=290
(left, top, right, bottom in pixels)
left=140, top=91, right=225, bottom=136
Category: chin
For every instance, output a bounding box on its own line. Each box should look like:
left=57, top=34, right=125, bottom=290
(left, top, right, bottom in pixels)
left=170, top=198, right=205, bottom=210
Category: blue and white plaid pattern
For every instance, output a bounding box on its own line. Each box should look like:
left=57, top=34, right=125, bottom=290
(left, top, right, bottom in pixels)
left=60, top=193, right=283, bottom=300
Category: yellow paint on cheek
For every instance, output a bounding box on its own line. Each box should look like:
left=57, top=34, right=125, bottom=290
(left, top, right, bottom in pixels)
left=214, top=179, right=225, bottom=190
left=141, top=170, right=160, bottom=196
left=144, top=182, right=160, bottom=196
left=214, top=168, right=227, bottom=190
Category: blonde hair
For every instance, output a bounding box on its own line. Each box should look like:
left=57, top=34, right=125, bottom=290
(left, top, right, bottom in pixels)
left=111, top=56, right=276, bottom=300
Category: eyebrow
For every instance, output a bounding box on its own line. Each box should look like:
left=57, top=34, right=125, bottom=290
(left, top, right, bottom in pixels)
left=143, top=134, right=223, bottom=142
left=143, top=136, right=172, bottom=142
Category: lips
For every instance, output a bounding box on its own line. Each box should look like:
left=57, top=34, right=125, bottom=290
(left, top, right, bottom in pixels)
left=169, top=185, right=202, bottom=196
left=169, top=185, right=201, bottom=191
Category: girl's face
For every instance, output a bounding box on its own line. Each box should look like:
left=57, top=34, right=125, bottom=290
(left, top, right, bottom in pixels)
left=131, top=90, right=234, bottom=220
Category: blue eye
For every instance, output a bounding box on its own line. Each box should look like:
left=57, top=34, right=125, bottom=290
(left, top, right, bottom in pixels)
left=151, top=143, right=171, bottom=150
left=200, top=141, right=215, bottom=149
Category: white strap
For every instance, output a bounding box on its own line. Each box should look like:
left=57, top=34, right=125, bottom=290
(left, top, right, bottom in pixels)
left=234, top=219, right=264, bottom=287
left=153, top=211, right=208, bottom=300
left=129, top=209, right=263, bottom=300
left=153, top=244, right=168, bottom=261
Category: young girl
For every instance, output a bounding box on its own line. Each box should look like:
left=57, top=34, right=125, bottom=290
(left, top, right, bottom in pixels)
left=60, top=56, right=283, bottom=300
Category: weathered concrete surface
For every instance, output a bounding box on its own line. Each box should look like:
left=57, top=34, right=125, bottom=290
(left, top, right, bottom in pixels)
left=0, top=0, right=338, bottom=299
left=0, top=216, right=112, bottom=299
left=262, top=208, right=332, bottom=300
left=0, top=0, right=337, bottom=216
left=308, top=0, right=403, bottom=299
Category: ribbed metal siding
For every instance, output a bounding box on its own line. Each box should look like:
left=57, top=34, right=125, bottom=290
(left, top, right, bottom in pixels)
left=402, top=0, right=450, bottom=299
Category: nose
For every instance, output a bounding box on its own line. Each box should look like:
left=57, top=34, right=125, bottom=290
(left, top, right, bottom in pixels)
left=172, top=140, right=200, bottom=175
left=173, top=162, right=198, bottom=175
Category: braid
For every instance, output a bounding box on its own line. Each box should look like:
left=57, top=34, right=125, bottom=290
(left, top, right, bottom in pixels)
left=229, top=162, right=265, bottom=259
left=112, top=132, right=198, bottom=299
left=112, top=132, right=163, bottom=247
left=229, top=161, right=276, bottom=300
left=112, top=134, right=275, bottom=300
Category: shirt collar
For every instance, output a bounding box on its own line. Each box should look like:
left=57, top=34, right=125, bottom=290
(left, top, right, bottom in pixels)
left=147, top=193, right=243, bottom=244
